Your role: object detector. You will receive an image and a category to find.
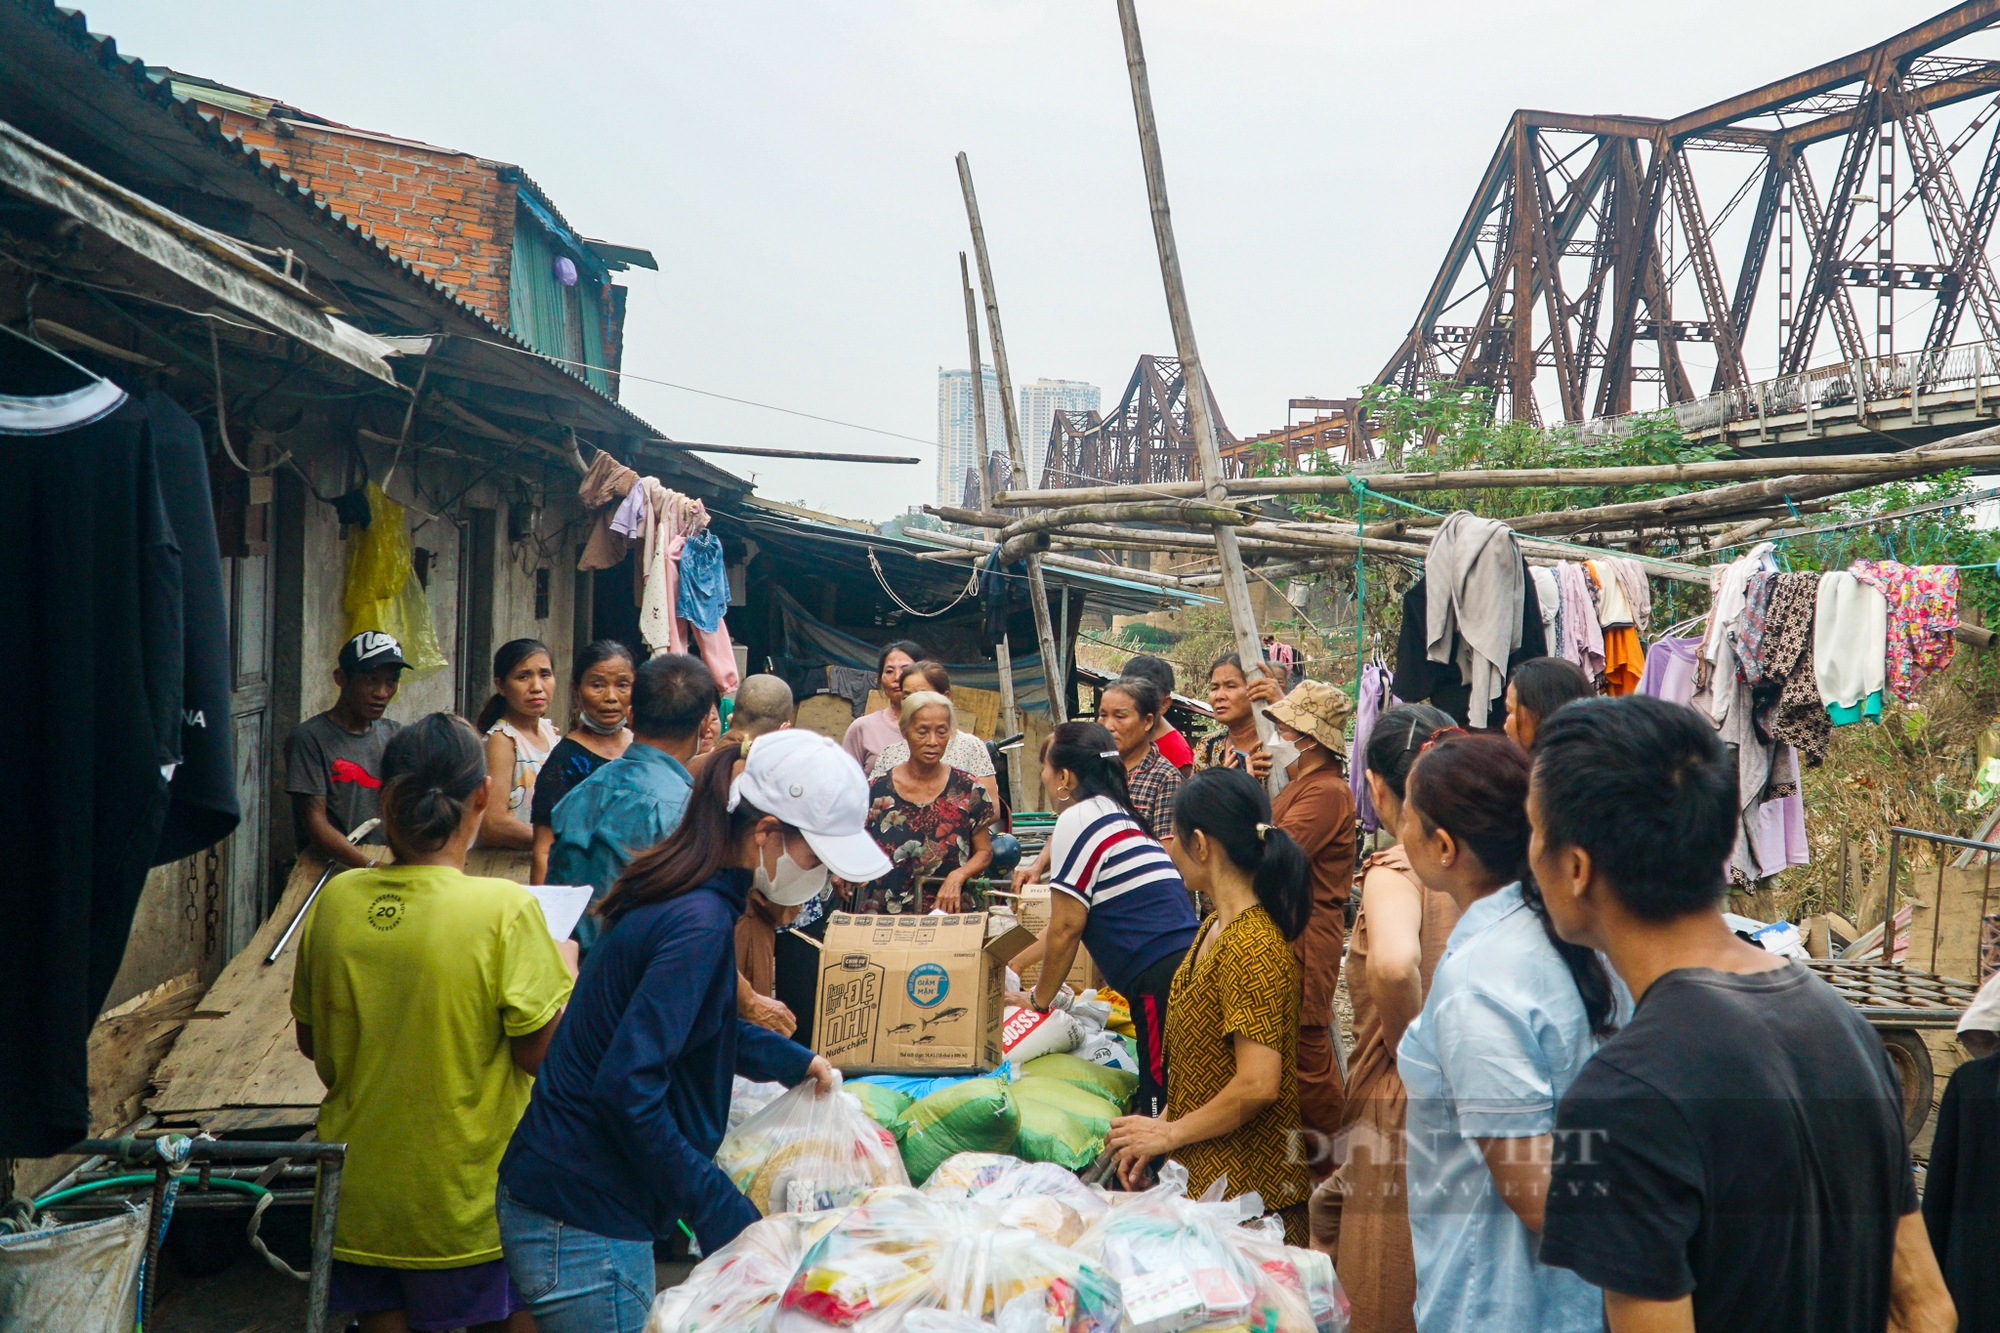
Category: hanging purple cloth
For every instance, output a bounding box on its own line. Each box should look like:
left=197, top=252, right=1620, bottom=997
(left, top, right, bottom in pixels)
left=1352, top=662, right=1389, bottom=833
left=1638, top=636, right=1703, bottom=705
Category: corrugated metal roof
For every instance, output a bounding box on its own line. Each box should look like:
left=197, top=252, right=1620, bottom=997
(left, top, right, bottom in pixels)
left=19, top=6, right=744, bottom=494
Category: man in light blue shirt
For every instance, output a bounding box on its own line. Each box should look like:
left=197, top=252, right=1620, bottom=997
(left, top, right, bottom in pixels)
left=550, top=653, right=713, bottom=949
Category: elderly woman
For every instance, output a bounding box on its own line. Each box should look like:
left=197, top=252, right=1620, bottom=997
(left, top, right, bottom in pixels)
left=840, top=690, right=994, bottom=916
left=1098, top=675, right=1182, bottom=843
left=869, top=661, right=1000, bottom=812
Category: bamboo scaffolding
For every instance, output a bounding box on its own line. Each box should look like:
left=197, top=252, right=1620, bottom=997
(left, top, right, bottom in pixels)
left=958, top=250, right=1024, bottom=802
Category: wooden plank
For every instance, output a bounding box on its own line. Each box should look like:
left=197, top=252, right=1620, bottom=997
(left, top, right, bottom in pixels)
left=87, top=970, right=206, bottom=1136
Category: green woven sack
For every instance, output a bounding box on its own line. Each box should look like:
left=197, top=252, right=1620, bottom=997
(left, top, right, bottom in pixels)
left=1013, top=1098, right=1103, bottom=1171
left=846, top=1081, right=914, bottom=1143
left=900, top=1078, right=1020, bottom=1184
left=1009, top=1075, right=1122, bottom=1139
left=1016, top=1054, right=1137, bottom=1109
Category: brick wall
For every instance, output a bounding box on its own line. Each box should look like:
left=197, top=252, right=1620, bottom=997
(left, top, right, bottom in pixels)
left=212, top=108, right=517, bottom=318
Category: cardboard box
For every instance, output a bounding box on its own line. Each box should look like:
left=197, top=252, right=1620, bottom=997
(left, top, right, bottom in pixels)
left=1013, top=885, right=1098, bottom=993
left=813, top=912, right=1035, bottom=1074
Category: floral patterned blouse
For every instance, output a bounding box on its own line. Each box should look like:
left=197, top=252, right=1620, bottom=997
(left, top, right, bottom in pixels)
left=1850, top=560, right=1961, bottom=703
left=838, top=767, right=994, bottom=916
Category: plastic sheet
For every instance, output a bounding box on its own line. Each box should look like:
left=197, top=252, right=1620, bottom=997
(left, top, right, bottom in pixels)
left=715, top=1076, right=909, bottom=1215
left=900, top=1079, right=1021, bottom=1185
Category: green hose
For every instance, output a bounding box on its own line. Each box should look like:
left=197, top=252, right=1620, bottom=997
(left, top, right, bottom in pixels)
left=33, top=1173, right=271, bottom=1216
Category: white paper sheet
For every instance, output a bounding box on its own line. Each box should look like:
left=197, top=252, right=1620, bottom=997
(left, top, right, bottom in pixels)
left=525, top=884, right=594, bottom=942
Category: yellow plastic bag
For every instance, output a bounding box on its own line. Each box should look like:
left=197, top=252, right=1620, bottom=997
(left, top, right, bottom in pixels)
left=342, top=482, right=447, bottom=674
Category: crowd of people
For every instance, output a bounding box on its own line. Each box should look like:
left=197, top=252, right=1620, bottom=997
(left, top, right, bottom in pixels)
left=279, top=627, right=1975, bottom=1333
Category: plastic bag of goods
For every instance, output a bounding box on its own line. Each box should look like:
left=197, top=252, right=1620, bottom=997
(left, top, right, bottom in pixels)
left=920, top=1152, right=1024, bottom=1198
left=1092, top=987, right=1137, bottom=1039
left=1015, top=1054, right=1136, bottom=1108
left=1001, top=1005, right=1081, bottom=1065
left=1074, top=1163, right=1279, bottom=1333
left=1225, top=1219, right=1350, bottom=1333
left=971, top=1160, right=1110, bottom=1227
left=647, top=1209, right=846, bottom=1333
left=900, top=1079, right=1021, bottom=1185
left=845, top=1082, right=913, bottom=1144
left=731, top=1077, right=791, bottom=1132
left=775, top=1191, right=993, bottom=1332
left=715, top=1074, right=909, bottom=1215
left=1073, top=1029, right=1140, bottom=1076
left=932, top=1225, right=1124, bottom=1333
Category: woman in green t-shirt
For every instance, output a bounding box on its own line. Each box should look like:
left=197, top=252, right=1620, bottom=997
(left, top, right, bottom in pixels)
left=292, top=712, right=575, bottom=1333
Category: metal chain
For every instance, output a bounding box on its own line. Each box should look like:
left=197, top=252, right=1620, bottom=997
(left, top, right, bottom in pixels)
left=182, top=856, right=201, bottom=943
left=202, top=846, right=222, bottom=958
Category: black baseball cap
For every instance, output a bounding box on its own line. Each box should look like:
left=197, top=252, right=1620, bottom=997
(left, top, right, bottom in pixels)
left=339, top=631, right=408, bottom=674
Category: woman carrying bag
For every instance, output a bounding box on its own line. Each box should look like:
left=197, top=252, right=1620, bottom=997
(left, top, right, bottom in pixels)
left=497, top=729, right=887, bottom=1333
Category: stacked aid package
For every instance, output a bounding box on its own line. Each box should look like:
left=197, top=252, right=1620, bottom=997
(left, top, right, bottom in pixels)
left=649, top=1138, right=1349, bottom=1333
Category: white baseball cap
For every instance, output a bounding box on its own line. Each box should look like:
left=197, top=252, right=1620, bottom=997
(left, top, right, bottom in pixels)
left=727, top=728, right=891, bottom=882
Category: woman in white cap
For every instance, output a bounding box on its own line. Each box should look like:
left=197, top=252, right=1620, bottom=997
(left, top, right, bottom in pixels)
left=495, top=728, right=889, bottom=1333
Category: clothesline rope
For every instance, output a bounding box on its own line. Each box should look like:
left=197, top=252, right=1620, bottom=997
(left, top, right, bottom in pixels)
left=865, top=546, right=980, bottom=618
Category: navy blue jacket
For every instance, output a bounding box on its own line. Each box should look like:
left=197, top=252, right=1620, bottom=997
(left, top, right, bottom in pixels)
left=498, top=868, right=815, bottom=1249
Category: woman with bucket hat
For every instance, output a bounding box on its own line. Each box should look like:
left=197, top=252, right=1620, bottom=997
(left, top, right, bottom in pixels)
left=495, top=729, right=891, bottom=1333
left=1264, top=680, right=1359, bottom=1152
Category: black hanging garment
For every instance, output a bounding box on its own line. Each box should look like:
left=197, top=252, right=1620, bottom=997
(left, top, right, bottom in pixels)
left=0, top=331, right=223, bottom=1155
left=1391, top=557, right=1549, bottom=728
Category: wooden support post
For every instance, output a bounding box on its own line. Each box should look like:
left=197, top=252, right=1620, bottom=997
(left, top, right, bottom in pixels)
left=961, top=251, right=1024, bottom=804
left=958, top=152, right=1067, bottom=724
left=1116, top=0, right=1273, bottom=753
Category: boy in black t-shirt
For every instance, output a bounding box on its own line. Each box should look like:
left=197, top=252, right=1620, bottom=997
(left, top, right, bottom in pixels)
left=284, top=632, right=406, bottom=869
left=1524, top=695, right=1954, bottom=1333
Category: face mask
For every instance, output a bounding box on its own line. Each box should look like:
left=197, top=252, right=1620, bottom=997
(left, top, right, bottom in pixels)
left=756, top=834, right=830, bottom=907
left=1265, top=735, right=1301, bottom=774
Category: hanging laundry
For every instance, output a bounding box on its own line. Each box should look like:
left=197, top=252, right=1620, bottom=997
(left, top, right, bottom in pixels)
left=1529, top=565, right=1561, bottom=656
left=1610, top=558, right=1651, bottom=636
left=1351, top=662, right=1393, bottom=833
left=1394, top=563, right=1545, bottom=729
left=1732, top=570, right=1781, bottom=688
left=1695, top=542, right=1778, bottom=716
left=1602, top=628, right=1645, bottom=696
left=575, top=450, right=639, bottom=571
left=1551, top=562, right=1604, bottom=679
left=1752, top=572, right=1830, bottom=767
left=1588, top=560, right=1634, bottom=627
left=637, top=479, right=685, bottom=651
left=1638, top=636, right=1703, bottom=705
left=1424, top=513, right=1522, bottom=728
left=1813, top=570, right=1888, bottom=725
left=1746, top=748, right=1811, bottom=876
left=676, top=529, right=730, bottom=632
left=1851, top=560, right=1960, bottom=703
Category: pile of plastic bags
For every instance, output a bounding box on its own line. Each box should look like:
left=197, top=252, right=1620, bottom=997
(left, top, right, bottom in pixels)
left=647, top=1155, right=1348, bottom=1333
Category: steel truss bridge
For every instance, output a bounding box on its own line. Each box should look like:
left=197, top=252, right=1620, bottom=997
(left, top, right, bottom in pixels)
left=1377, top=2, right=2000, bottom=432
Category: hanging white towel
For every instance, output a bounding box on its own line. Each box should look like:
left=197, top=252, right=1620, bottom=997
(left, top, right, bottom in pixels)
left=1812, top=571, right=1888, bottom=714
left=1424, top=511, right=1523, bottom=729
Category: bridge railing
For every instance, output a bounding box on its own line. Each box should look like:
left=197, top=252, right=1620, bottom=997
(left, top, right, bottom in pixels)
left=1579, top=340, right=2000, bottom=441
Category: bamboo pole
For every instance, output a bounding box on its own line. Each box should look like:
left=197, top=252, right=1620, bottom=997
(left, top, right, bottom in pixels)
left=958, top=152, right=1067, bottom=724
left=959, top=251, right=1024, bottom=803
left=1115, top=0, right=1275, bottom=746
left=992, top=430, right=2000, bottom=506
left=911, top=530, right=1207, bottom=592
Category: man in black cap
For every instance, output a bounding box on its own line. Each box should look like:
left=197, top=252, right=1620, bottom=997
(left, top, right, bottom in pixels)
left=285, top=631, right=407, bottom=869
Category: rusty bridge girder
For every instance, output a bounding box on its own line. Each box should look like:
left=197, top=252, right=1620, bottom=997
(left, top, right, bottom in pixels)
left=1376, top=1, right=2000, bottom=429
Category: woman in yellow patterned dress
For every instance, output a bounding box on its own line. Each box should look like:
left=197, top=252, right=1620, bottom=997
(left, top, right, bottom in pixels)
left=1106, top=765, right=1316, bottom=1243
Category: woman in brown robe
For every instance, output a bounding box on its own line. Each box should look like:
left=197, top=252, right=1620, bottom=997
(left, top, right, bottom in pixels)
left=1311, top=703, right=1463, bottom=1333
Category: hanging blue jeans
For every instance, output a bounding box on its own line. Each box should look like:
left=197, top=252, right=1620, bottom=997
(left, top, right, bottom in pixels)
left=495, top=1183, right=655, bottom=1333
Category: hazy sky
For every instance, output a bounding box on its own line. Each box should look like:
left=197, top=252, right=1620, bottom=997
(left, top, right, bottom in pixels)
left=82, top=1, right=1950, bottom=518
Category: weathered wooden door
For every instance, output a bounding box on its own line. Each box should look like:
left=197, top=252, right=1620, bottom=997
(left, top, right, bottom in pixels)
left=224, top=552, right=273, bottom=959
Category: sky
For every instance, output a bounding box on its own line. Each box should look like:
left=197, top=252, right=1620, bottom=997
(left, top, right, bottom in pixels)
left=79, top=0, right=1959, bottom=519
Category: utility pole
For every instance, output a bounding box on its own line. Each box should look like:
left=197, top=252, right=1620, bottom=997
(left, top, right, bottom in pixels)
left=1114, top=0, right=1275, bottom=754
left=960, top=250, right=1024, bottom=805
left=958, top=151, right=1070, bottom=726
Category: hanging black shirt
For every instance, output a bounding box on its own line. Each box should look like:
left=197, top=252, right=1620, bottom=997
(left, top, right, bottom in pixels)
left=1, top=377, right=181, bottom=1154
left=1390, top=557, right=1547, bottom=727
left=148, top=390, right=239, bottom=863
left=1541, top=964, right=1915, bottom=1333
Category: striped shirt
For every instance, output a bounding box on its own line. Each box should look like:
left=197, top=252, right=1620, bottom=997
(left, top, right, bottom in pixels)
left=1047, top=796, right=1199, bottom=994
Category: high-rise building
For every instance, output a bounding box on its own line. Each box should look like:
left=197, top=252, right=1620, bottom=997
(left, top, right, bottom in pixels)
left=1020, top=378, right=1101, bottom=485
left=936, top=365, right=1003, bottom=506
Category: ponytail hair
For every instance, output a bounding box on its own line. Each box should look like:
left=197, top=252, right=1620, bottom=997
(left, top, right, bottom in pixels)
left=476, top=637, right=552, bottom=732
left=378, top=712, right=488, bottom=856
left=1172, top=767, right=1310, bottom=941
left=1365, top=703, right=1459, bottom=800
left=1406, top=733, right=1618, bottom=1036
left=1043, top=721, right=1145, bottom=827
left=599, top=741, right=767, bottom=925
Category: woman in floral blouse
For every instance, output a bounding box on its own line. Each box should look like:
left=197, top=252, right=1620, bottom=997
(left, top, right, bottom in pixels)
left=840, top=690, right=994, bottom=916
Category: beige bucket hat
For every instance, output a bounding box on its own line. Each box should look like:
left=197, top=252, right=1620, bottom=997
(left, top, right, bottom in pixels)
left=1265, top=679, right=1355, bottom=758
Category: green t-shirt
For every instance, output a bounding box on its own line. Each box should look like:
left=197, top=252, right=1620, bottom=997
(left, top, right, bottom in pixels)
left=291, top=864, right=572, bottom=1267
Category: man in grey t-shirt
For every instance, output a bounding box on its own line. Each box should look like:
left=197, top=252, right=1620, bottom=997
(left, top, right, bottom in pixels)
left=285, top=632, right=407, bottom=868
